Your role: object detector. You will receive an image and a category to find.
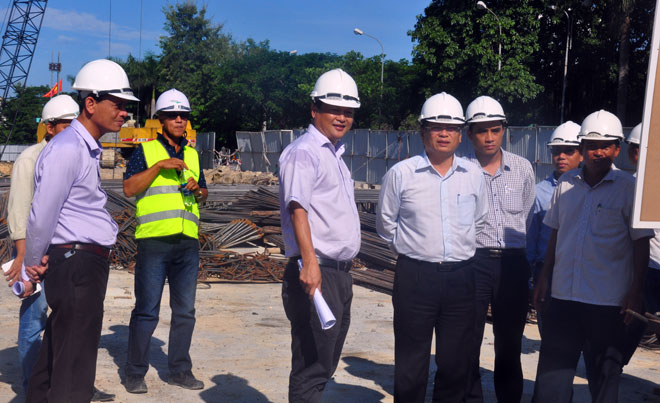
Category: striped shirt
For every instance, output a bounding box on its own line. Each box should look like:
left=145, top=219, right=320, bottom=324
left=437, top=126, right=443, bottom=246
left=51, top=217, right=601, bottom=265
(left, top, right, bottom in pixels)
left=466, top=149, right=535, bottom=249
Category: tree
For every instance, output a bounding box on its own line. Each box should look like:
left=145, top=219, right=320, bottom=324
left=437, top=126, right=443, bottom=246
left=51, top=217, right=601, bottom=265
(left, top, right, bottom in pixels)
left=409, top=0, right=544, bottom=124
left=0, top=85, right=50, bottom=144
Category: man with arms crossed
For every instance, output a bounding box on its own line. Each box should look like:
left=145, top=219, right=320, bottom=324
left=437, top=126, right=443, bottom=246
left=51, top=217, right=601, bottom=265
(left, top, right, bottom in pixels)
left=23, top=59, right=138, bottom=403
left=532, top=110, right=653, bottom=401
left=377, top=92, right=488, bottom=402
left=464, top=96, right=535, bottom=403
left=279, top=68, right=361, bottom=402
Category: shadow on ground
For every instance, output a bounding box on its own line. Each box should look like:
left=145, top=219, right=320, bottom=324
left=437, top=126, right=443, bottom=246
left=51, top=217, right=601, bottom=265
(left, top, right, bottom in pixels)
left=99, top=324, right=169, bottom=383
left=0, top=345, right=23, bottom=402
left=199, top=373, right=269, bottom=402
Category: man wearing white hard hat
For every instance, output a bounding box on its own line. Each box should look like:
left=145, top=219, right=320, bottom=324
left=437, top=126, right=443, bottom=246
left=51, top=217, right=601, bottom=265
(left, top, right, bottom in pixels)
left=22, top=59, right=138, bottom=402
left=463, top=95, right=535, bottom=403
left=532, top=110, right=653, bottom=402
left=526, top=121, right=582, bottom=332
left=123, top=88, right=207, bottom=393
left=279, top=68, right=361, bottom=402
left=377, top=92, right=488, bottom=402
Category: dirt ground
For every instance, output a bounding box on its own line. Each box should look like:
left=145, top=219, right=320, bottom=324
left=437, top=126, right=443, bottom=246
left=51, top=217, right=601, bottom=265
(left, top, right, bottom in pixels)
left=0, top=269, right=658, bottom=403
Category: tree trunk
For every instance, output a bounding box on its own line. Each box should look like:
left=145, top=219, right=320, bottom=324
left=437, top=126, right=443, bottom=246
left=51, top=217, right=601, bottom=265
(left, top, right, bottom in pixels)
left=616, top=13, right=632, bottom=125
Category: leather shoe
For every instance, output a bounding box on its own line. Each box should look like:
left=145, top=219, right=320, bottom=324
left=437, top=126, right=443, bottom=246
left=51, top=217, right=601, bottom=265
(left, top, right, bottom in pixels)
left=125, top=375, right=148, bottom=394
left=168, top=370, right=204, bottom=390
left=91, top=387, right=115, bottom=401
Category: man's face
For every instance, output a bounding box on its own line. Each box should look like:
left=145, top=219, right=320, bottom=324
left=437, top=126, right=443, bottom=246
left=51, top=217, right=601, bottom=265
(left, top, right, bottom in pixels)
left=311, top=102, right=355, bottom=144
left=550, top=145, right=582, bottom=175
left=421, top=123, right=462, bottom=159
left=45, top=119, right=73, bottom=139
left=580, top=140, right=620, bottom=174
left=467, top=121, right=504, bottom=157
left=159, top=111, right=189, bottom=138
left=627, top=144, right=639, bottom=166
left=91, top=95, right=128, bottom=133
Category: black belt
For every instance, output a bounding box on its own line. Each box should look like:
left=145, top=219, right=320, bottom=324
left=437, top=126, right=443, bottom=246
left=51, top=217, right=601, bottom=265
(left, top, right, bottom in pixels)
left=290, top=257, right=353, bottom=272
left=477, top=248, right=525, bottom=258
left=49, top=243, right=111, bottom=259
left=400, top=254, right=472, bottom=269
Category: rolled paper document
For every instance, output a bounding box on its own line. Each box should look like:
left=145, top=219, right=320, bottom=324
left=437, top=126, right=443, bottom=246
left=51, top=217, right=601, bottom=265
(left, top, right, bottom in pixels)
left=298, top=259, right=336, bottom=330
left=2, top=259, right=42, bottom=299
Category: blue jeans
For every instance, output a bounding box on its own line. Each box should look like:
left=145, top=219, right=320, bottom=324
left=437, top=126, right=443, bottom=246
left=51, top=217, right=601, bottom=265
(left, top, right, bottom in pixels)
left=18, top=288, right=48, bottom=392
left=126, top=235, right=199, bottom=377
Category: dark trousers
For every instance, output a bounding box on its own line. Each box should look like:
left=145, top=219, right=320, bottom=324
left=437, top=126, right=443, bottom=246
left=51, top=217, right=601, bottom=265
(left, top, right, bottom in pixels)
left=282, top=258, right=353, bottom=403
left=26, top=248, right=109, bottom=403
left=393, top=255, right=475, bottom=403
left=126, top=236, right=199, bottom=377
left=644, top=268, right=660, bottom=316
left=467, top=249, right=530, bottom=403
left=532, top=299, right=626, bottom=403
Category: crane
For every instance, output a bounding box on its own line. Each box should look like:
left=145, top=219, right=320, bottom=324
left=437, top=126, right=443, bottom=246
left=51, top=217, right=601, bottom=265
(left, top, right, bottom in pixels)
left=0, top=0, right=48, bottom=159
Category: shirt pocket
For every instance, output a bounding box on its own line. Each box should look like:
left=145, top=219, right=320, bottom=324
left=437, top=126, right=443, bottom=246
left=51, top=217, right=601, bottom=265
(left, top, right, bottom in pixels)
left=591, top=206, right=623, bottom=237
left=457, top=194, right=476, bottom=226
left=502, top=187, right=523, bottom=214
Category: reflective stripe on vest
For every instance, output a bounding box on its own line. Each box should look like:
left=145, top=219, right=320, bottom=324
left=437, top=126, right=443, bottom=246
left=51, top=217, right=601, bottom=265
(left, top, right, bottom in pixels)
left=134, top=138, right=200, bottom=239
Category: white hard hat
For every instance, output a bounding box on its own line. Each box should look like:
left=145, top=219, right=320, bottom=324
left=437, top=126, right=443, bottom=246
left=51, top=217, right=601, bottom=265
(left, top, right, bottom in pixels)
left=465, top=96, right=506, bottom=124
left=156, top=89, right=191, bottom=113
left=310, top=68, right=360, bottom=109
left=41, top=95, right=79, bottom=123
left=626, top=123, right=642, bottom=145
left=547, top=121, right=581, bottom=147
left=72, top=59, right=139, bottom=101
left=578, top=110, right=624, bottom=142
left=418, top=92, right=465, bottom=125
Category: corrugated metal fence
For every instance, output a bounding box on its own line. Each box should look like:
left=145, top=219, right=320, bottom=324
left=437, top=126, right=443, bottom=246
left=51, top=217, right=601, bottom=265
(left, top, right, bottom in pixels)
left=0, top=144, right=30, bottom=162
left=237, top=127, right=637, bottom=184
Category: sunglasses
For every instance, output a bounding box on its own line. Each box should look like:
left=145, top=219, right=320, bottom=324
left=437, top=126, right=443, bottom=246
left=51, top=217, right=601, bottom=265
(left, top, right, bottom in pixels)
left=161, top=112, right=190, bottom=120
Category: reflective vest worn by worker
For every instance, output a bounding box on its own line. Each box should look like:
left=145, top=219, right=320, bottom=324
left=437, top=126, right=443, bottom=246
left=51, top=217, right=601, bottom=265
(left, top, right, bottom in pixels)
left=134, top=138, right=200, bottom=239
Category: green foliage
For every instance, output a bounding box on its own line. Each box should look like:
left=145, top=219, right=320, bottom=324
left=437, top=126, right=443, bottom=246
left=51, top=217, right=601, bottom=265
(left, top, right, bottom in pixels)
left=0, top=85, right=50, bottom=144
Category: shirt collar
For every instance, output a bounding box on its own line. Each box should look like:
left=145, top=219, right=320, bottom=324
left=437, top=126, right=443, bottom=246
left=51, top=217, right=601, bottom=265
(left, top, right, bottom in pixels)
left=157, top=132, right=188, bottom=148
left=416, top=152, right=466, bottom=176
left=307, top=124, right=345, bottom=155
left=546, top=173, right=559, bottom=186
left=70, top=119, right=101, bottom=154
left=500, top=149, right=512, bottom=171
left=576, top=164, right=618, bottom=186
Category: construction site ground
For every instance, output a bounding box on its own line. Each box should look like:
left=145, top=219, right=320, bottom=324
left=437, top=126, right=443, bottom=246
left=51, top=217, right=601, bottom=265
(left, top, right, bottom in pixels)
left=0, top=269, right=658, bottom=403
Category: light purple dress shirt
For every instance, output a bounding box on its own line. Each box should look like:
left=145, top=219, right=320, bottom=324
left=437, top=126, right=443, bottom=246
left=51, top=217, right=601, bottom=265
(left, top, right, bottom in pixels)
left=279, top=124, right=361, bottom=261
left=24, top=119, right=118, bottom=267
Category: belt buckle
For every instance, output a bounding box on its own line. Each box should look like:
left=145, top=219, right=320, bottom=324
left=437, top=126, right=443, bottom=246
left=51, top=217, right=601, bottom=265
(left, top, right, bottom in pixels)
left=490, top=249, right=503, bottom=257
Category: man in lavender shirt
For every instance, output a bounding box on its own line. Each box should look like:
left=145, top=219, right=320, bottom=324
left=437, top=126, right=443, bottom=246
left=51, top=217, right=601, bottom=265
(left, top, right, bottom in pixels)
left=279, top=68, right=361, bottom=402
left=22, top=59, right=138, bottom=403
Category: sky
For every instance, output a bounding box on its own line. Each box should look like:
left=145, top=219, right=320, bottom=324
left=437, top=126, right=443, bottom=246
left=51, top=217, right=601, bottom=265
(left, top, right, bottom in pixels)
left=18, top=0, right=432, bottom=91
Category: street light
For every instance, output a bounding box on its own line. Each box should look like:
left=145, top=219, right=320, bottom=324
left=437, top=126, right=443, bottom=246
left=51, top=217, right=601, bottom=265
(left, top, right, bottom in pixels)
left=476, top=1, right=502, bottom=71
left=550, top=5, right=572, bottom=123
left=354, top=27, right=385, bottom=125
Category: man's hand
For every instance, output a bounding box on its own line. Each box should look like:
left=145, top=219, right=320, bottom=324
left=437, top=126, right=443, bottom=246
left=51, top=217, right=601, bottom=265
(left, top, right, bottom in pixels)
left=299, top=260, right=322, bottom=300
left=156, top=158, right=188, bottom=171
left=533, top=273, right=549, bottom=312
left=21, top=280, right=35, bottom=298
left=621, top=287, right=643, bottom=325
left=26, top=255, right=49, bottom=283
left=5, top=258, right=22, bottom=286
left=183, top=176, right=202, bottom=194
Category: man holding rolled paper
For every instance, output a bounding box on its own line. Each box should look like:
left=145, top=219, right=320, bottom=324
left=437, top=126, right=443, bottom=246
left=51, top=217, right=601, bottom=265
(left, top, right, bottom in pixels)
left=377, top=92, right=488, bottom=402
left=278, top=68, right=361, bottom=402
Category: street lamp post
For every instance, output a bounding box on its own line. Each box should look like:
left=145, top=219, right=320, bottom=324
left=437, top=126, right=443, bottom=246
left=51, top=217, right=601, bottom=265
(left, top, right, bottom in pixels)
left=354, top=28, right=385, bottom=125
left=476, top=1, right=502, bottom=71
left=551, top=6, right=572, bottom=123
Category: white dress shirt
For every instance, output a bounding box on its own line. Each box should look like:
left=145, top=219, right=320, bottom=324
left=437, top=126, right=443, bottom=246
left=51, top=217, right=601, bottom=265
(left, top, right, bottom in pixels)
left=544, top=166, right=654, bottom=306
left=376, top=153, right=489, bottom=263
left=279, top=124, right=361, bottom=261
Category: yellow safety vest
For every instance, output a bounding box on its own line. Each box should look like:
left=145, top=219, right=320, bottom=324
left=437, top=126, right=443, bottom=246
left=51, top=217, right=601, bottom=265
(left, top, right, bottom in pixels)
left=134, top=139, right=200, bottom=239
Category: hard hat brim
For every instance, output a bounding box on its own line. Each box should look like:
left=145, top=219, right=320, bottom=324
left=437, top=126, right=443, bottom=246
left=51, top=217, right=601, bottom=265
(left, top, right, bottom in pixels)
left=111, top=92, right=140, bottom=102
left=467, top=116, right=506, bottom=124
left=318, top=98, right=360, bottom=109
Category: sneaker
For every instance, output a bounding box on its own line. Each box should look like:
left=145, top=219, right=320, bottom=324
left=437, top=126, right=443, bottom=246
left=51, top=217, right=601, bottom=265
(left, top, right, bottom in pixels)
left=124, top=375, right=148, bottom=394
left=91, top=387, right=115, bottom=401
left=168, top=370, right=204, bottom=390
